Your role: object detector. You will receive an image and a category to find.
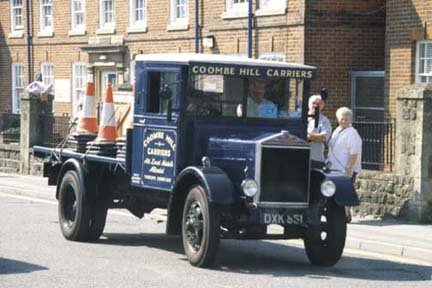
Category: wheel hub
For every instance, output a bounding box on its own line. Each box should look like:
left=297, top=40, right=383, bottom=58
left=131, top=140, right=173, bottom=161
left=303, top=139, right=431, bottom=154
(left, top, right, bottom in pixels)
left=63, top=185, right=77, bottom=228
left=185, top=201, right=204, bottom=252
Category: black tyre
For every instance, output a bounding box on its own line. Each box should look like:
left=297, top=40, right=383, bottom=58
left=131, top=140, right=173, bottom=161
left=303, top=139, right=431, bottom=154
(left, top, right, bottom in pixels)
left=304, top=200, right=347, bottom=266
left=58, top=171, right=91, bottom=241
left=87, top=202, right=108, bottom=241
left=182, top=185, right=220, bottom=267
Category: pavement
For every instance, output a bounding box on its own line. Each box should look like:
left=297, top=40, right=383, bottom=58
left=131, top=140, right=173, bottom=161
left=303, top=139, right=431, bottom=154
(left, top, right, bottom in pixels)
left=1, top=173, right=431, bottom=265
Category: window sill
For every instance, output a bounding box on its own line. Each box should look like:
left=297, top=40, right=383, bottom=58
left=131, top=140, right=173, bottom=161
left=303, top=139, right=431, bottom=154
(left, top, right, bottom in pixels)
left=127, top=26, right=148, bottom=34
left=96, top=27, right=116, bottom=35
left=222, top=10, right=248, bottom=20
left=68, top=29, right=87, bottom=36
left=255, top=7, right=287, bottom=17
left=166, top=23, right=189, bottom=31
left=37, top=30, right=54, bottom=38
left=8, top=30, right=24, bottom=38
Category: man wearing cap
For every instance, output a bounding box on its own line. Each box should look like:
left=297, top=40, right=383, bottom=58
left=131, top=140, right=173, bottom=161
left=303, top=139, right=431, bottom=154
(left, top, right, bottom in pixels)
left=307, top=95, right=332, bottom=167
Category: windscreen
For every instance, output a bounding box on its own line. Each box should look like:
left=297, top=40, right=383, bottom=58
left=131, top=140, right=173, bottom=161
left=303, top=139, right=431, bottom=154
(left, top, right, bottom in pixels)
left=186, top=75, right=304, bottom=119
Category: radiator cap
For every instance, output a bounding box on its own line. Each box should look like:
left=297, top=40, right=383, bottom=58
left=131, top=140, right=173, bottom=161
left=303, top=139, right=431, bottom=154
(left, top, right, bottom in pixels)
left=281, top=130, right=290, bottom=135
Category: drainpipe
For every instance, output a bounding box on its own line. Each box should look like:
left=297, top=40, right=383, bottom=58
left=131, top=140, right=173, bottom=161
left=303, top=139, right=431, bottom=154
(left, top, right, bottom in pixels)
left=195, top=0, right=199, bottom=53
left=26, top=0, right=33, bottom=83
left=247, top=0, right=253, bottom=58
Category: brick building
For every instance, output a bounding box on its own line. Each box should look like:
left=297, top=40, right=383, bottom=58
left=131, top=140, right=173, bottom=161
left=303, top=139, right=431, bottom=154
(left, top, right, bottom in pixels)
left=0, top=0, right=385, bottom=120
left=385, top=0, right=432, bottom=117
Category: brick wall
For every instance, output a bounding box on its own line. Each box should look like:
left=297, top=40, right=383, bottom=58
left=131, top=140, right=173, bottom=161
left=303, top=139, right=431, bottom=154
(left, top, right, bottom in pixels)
left=385, top=0, right=429, bottom=118
left=305, top=0, right=386, bottom=122
left=0, top=0, right=385, bottom=117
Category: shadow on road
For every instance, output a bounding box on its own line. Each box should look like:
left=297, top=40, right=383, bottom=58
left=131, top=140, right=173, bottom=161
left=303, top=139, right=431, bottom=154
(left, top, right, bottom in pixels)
left=100, top=232, right=431, bottom=281
left=0, top=258, right=48, bottom=275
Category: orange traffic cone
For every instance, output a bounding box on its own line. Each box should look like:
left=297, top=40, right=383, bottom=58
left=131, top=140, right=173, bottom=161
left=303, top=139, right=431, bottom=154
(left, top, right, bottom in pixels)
left=96, top=83, right=117, bottom=142
left=77, top=73, right=98, bottom=134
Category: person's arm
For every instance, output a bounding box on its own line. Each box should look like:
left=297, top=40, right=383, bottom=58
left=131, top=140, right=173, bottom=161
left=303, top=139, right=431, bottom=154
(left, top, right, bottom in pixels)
left=345, top=154, right=358, bottom=177
left=307, top=132, right=326, bottom=142
left=307, top=117, right=331, bottom=143
left=345, top=129, right=362, bottom=177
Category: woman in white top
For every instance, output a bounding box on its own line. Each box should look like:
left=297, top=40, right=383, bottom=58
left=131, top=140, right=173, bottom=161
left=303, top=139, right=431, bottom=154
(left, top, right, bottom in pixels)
left=328, top=107, right=362, bottom=222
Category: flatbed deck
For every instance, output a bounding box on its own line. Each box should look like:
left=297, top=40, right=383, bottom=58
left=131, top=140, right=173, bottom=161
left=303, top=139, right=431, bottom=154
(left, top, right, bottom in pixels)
left=33, top=146, right=126, bottom=166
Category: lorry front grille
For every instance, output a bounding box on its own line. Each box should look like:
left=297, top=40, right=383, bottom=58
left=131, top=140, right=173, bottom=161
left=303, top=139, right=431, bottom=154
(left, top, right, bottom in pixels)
left=259, top=146, right=310, bottom=203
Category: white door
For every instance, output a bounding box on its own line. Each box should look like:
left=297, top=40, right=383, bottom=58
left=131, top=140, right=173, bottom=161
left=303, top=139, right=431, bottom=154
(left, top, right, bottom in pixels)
left=101, top=71, right=117, bottom=95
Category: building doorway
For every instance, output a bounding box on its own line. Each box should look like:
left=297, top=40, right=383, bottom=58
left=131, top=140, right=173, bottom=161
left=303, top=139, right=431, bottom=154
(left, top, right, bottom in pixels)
left=351, top=71, right=384, bottom=121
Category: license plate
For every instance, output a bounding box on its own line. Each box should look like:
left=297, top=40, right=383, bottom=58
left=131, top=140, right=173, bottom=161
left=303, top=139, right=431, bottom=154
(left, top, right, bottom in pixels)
left=260, top=211, right=304, bottom=225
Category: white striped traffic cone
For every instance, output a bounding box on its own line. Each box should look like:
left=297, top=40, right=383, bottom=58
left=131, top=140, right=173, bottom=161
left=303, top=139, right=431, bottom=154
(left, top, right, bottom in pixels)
left=96, top=83, right=117, bottom=142
left=77, top=73, right=98, bottom=134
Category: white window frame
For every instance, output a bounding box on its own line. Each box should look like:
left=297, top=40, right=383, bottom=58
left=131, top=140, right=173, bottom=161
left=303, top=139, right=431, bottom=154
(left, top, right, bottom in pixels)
left=12, top=62, right=24, bottom=114
left=41, top=62, right=54, bottom=86
left=226, top=0, right=248, bottom=12
left=259, top=0, right=284, bottom=10
left=259, top=52, right=285, bottom=62
left=71, top=0, right=86, bottom=31
left=39, top=0, right=53, bottom=32
left=129, top=0, right=146, bottom=28
left=100, top=0, right=115, bottom=28
left=256, top=0, right=286, bottom=16
left=170, top=0, right=188, bottom=25
left=10, top=0, right=23, bottom=32
left=415, top=41, right=432, bottom=83
left=72, top=62, right=86, bottom=117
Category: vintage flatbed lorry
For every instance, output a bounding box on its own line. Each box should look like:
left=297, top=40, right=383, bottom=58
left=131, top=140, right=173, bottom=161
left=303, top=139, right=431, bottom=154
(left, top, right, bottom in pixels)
left=34, top=54, right=359, bottom=268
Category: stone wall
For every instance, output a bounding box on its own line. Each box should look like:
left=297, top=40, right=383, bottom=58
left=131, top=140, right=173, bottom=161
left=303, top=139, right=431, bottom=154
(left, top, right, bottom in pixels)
left=353, top=170, right=414, bottom=218
left=0, top=144, right=20, bottom=174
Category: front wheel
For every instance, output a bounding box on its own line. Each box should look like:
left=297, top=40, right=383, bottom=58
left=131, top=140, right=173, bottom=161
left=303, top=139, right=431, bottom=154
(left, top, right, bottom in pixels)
left=182, top=185, right=220, bottom=267
left=304, top=200, right=347, bottom=266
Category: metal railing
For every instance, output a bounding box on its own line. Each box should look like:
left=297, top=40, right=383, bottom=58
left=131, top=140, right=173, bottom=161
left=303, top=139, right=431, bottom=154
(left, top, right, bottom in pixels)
left=41, top=114, right=74, bottom=147
left=0, top=112, right=21, bottom=144
left=352, top=119, right=395, bottom=171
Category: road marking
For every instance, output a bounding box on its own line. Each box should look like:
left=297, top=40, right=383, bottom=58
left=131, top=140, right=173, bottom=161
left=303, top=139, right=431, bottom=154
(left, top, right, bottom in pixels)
left=0, top=191, right=162, bottom=221
left=0, top=191, right=57, bottom=205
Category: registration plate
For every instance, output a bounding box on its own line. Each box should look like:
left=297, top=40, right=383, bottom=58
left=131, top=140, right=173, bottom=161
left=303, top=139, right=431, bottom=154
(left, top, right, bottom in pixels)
left=260, top=210, right=304, bottom=225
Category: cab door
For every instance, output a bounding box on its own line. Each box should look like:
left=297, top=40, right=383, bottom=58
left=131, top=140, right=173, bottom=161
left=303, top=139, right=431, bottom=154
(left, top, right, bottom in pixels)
left=131, top=64, right=182, bottom=191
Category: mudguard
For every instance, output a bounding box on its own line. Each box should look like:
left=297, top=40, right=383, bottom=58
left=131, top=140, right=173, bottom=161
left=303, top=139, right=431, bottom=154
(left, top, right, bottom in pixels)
left=325, top=172, right=360, bottom=206
left=174, top=166, right=237, bottom=205
left=166, top=166, right=237, bottom=235
left=55, top=158, right=87, bottom=199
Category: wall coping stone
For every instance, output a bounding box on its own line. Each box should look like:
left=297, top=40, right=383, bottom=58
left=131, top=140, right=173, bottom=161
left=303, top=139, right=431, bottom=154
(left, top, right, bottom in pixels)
left=0, top=143, right=21, bottom=151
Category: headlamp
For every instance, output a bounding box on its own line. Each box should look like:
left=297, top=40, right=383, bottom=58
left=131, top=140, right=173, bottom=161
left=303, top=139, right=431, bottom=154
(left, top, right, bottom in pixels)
left=241, top=179, right=258, bottom=197
left=320, top=180, right=336, bottom=197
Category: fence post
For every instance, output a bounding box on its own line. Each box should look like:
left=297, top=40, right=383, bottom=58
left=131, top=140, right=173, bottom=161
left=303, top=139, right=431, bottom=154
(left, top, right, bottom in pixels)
left=20, top=92, right=43, bottom=174
left=395, top=84, right=432, bottom=222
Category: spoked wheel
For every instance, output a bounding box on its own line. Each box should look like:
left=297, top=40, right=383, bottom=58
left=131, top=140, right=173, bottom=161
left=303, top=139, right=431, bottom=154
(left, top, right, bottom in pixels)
left=304, top=200, right=347, bottom=266
left=58, top=171, right=91, bottom=241
left=182, top=185, right=220, bottom=268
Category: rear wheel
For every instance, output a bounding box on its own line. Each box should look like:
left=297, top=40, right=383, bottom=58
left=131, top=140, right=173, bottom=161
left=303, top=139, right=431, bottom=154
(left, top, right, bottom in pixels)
left=58, top=171, right=91, bottom=241
left=182, top=185, right=220, bottom=267
left=304, top=200, right=347, bottom=266
left=87, top=201, right=108, bottom=241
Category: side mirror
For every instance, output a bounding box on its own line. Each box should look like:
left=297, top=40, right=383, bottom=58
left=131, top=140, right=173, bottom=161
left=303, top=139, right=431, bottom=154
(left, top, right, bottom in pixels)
left=307, top=106, right=320, bottom=128
left=167, top=99, right=173, bottom=122
left=160, top=84, right=172, bottom=100
left=314, top=106, right=320, bottom=128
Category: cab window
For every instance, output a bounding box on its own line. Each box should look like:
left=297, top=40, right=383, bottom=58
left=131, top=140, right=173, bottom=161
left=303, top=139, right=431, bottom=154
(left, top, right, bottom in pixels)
left=186, top=74, right=303, bottom=119
left=147, top=71, right=178, bottom=114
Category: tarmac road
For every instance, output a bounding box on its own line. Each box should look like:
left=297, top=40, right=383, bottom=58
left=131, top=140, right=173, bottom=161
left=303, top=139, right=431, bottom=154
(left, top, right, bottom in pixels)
left=1, top=190, right=431, bottom=288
